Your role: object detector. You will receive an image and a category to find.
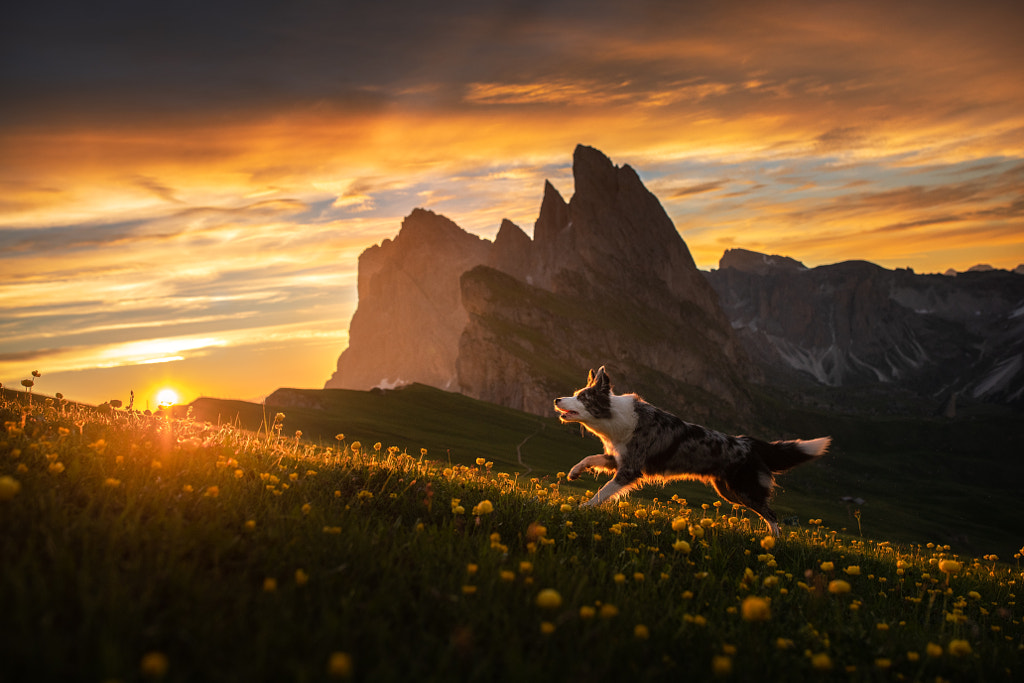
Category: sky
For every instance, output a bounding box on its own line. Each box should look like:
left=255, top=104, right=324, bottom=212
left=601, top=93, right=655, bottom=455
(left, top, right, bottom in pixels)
left=2, top=0, right=1023, bottom=409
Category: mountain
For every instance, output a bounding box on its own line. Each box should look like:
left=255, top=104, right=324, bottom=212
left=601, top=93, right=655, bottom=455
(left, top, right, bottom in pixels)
left=705, top=249, right=1024, bottom=408
left=327, top=145, right=755, bottom=424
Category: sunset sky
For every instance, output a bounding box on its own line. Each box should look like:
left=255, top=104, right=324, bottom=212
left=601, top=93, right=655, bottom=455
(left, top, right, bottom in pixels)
left=3, top=0, right=1023, bottom=408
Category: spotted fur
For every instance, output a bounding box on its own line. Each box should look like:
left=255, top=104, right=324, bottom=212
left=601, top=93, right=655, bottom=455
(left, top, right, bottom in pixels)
left=554, top=366, right=830, bottom=534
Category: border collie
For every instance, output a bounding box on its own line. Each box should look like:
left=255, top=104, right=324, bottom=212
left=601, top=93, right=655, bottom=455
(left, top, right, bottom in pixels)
left=554, top=366, right=830, bottom=534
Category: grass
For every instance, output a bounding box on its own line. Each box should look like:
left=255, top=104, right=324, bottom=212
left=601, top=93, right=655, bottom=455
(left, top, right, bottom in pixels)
left=1, top=388, right=1021, bottom=682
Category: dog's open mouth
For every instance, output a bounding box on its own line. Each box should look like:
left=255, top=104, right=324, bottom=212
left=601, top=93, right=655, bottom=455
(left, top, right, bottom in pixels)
left=555, top=407, right=579, bottom=420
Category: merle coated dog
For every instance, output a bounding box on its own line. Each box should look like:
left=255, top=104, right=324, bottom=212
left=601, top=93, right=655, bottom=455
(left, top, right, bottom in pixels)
left=555, top=366, right=830, bottom=534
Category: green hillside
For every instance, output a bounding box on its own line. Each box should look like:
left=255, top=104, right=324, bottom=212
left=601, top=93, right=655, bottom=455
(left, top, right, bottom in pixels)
left=182, top=384, right=1024, bottom=559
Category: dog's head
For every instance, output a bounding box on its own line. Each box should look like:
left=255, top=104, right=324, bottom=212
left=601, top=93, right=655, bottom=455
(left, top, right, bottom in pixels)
left=554, top=366, right=613, bottom=423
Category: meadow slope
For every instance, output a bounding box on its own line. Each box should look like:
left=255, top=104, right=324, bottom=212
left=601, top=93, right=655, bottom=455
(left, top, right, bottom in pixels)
left=1, top=389, right=1021, bottom=682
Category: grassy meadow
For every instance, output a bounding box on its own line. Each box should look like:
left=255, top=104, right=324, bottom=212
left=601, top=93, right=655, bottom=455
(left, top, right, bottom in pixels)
left=1, top=386, right=1022, bottom=682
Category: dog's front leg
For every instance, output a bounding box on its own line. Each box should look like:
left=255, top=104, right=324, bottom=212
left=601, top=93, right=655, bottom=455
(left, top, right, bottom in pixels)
left=583, top=469, right=639, bottom=507
left=567, top=454, right=617, bottom=481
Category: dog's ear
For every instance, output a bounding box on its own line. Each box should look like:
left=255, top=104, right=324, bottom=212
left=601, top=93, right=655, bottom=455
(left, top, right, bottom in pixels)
left=586, top=368, right=596, bottom=386
left=594, top=365, right=611, bottom=390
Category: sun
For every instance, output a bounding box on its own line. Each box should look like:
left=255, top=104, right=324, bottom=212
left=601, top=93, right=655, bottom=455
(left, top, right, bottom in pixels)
left=156, top=388, right=180, bottom=408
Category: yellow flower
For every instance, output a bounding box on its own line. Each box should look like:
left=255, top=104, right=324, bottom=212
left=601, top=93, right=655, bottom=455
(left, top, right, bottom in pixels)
left=874, top=658, right=891, bottom=670
left=302, top=503, right=312, bottom=515
left=948, top=639, right=972, bottom=657
left=810, top=653, right=832, bottom=671
left=203, top=486, right=219, bottom=498
left=244, top=520, right=257, bottom=531
left=671, top=516, right=688, bottom=532
left=926, top=642, right=943, bottom=658
left=673, top=540, right=692, bottom=554
left=88, top=439, right=108, bottom=454
left=327, top=652, right=353, bottom=678
left=828, top=579, right=851, bottom=594
left=760, top=535, right=775, bottom=550
left=711, top=655, right=732, bottom=677
left=472, top=500, right=494, bottom=516
left=519, top=561, right=533, bottom=574
left=560, top=504, right=573, bottom=513
left=48, top=462, right=65, bottom=475
left=579, top=605, right=596, bottom=619
left=234, top=469, right=244, bottom=479
left=939, top=560, right=962, bottom=574
left=741, top=596, right=771, bottom=622
left=599, top=604, right=619, bottom=619
left=776, top=638, right=794, bottom=650
left=540, top=621, right=556, bottom=635
left=844, top=565, right=861, bottom=576
left=140, top=651, right=169, bottom=678
left=103, top=478, right=121, bottom=488
left=634, top=624, right=650, bottom=640
left=536, top=589, right=563, bottom=609
left=820, top=561, right=834, bottom=572
left=614, top=573, right=626, bottom=584
left=461, top=585, right=477, bottom=595
left=0, top=475, right=22, bottom=500
left=500, top=570, right=515, bottom=582
left=295, top=569, right=309, bottom=586
left=475, top=457, right=486, bottom=466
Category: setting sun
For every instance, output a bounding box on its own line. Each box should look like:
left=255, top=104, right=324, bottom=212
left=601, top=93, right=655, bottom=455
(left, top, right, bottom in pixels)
left=156, top=389, right=180, bottom=408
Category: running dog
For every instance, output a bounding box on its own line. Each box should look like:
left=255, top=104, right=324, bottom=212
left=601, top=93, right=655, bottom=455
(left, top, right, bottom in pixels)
left=555, top=366, right=830, bottom=534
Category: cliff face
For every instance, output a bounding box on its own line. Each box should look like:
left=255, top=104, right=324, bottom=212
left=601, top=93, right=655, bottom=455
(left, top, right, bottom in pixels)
left=325, top=209, right=491, bottom=391
left=328, top=145, right=756, bottom=423
left=705, top=250, right=1024, bottom=404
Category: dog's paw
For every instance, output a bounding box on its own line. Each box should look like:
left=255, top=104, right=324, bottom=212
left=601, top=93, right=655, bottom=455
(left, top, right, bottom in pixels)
left=567, top=466, right=586, bottom=481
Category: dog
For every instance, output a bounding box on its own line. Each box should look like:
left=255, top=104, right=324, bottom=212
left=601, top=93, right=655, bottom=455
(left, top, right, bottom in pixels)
left=555, top=366, right=830, bottom=535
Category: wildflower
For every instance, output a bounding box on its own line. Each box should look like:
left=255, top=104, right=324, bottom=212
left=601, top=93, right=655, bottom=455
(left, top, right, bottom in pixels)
left=599, top=604, right=619, bottom=619
left=88, top=439, right=108, bottom=454
left=48, top=462, right=65, bottom=475
left=948, top=639, right=972, bottom=657
left=926, top=642, right=943, bottom=658
left=461, top=585, right=477, bottom=595
left=472, top=500, right=494, bottom=516
left=234, top=469, right=244, bottom=479
left=828, top=580, right=851, bottom=594
left=614, top=573, right=626, bottom=584
left=540, top=621, right=555, bottom=635
left=204, top=486, right=219, bottom=498
left=760, top=535, right=775, bottom=551
left=673, top=540, right=692, bottom=554
left=335, top=434, right=345, bottom=441
left=579, top=606, right=596, bottom=619
left=560, top=504, right=573, bottom=513
left=289, top=472, right=299, bottom=482
left=244, top=520, right=256, bottom=531
left=820, top=561, right=834, bottom=572
left=0, top=475, right=21, bottom=500
left=357, top=490, right=373, bottom=501
left=671, top=516, right=688, bottom=532
left=302, top=503, right=312, bottom=515
left=634, top=624, right=650, bottom=639
left=103, top=478, right=121, bottom=488
left=968, top=590, right=981, bottom=600
left=323, top=526, right=342, bottom=534
left=519, top=561, right=533, bottom=574
left=500, top=570, right=515, bottom=582
left=844, top=565, right=861, bottom=576
left=776, top=638, right=794, bottom=650
left=327, top=652, right=353, bottom=678
left=810, top=653, right=832, bottom=671
left=140, top=651, right=169, bottom=678
left=536, top=589, right=563, bottom=609
left=939, top=560, right=962, bottom=574
left=711, top=655, right=732, bottom=677
left=475, top=457, right=486, bottom=466
left=295, top=569, right=309, bottom=586
left=350, top=442, right=361, bottom=453
left=874, top=658, right=892, bottom=670
left=633, top=572, right=645, bottom=583
left=741, top=596, right=771, bottom=622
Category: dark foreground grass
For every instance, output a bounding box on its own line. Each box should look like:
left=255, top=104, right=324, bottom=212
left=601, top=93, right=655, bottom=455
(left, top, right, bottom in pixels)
left=1, top=393, right=1021, bottom=682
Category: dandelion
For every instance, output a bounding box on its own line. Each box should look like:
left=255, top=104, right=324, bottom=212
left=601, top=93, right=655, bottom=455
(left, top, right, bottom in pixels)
left=140, top=651, right=169, bottom=678
left=760, top=535, right=775, bottom=551
left=327, top=652, right=353, bottom=678
left=472, top=500, right=494, bottom=516
left=820, top=561, right=834, bottom=572
left=828, top=579, right=851, bottom=594
left=844, top=565, right=861, bottom=576
left=671, top=516, right=688, bottom=532
left=939, top=560, right=962, bottom=574
left=948, top=639, right=972, bottom=657
left=536, top=589, right=563, bottom=609
left=673, top=540, right=692, bottom=554
left=0, top=475, right=21, bottom=500
left=741, top=596, right=771, bottom=622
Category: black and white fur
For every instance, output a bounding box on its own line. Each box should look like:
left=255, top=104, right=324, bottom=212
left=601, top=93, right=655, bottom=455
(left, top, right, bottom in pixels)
left=555, top=366, right=830, bottom=535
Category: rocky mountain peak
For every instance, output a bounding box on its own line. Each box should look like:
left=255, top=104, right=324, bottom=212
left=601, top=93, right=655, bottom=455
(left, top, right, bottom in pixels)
left=719, top=248, right=807, bottom=275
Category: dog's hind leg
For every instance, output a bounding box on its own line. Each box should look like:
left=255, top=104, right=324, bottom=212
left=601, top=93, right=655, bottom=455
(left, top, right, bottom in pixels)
left=567, top=454, right=617, bottom=481
left=712, top=476, right=781, bottom=536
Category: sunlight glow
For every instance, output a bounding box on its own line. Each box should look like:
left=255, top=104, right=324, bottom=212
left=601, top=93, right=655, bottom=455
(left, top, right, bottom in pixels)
left=156, top=388, right=179, bottom=407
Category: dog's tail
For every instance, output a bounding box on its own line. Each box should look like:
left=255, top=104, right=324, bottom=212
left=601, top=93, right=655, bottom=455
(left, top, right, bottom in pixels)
left=760, top=437, right=831, bottom=473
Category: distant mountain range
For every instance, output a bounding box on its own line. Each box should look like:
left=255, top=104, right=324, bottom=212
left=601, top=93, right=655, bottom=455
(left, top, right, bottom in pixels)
left=326, top=146, right=1023, bottom=420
